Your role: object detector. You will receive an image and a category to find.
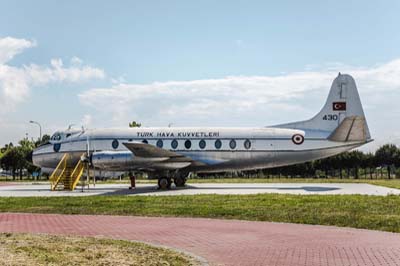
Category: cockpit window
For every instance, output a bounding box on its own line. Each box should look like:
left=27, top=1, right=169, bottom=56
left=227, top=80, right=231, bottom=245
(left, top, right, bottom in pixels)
left=50, top=128, right=83, bottom=142
left=51, top=133, right=62, bottom=141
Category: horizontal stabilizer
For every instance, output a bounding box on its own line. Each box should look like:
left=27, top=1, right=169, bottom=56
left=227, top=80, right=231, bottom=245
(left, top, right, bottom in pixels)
left=328, top=116, right=368, bottom=142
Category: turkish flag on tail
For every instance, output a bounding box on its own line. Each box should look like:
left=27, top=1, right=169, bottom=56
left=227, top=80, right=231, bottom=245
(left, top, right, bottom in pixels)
left=332, top=102, right=346, bottom=111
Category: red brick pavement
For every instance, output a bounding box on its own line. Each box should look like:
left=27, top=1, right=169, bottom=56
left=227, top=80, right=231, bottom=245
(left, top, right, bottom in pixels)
left=0, top=213, right=399, bottom=266
left=0, top=182, right=15, bottom=186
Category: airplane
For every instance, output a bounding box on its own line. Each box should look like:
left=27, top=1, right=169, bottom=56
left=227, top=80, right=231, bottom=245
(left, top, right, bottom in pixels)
left=32, top=73, right=372, bottom=189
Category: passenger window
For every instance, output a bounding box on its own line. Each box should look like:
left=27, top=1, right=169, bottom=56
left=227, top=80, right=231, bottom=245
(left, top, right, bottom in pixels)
left=229, top=139, right=236, bottom=149
left=112, top=139, right=119, bottom=149
left=215, top=139, right=222, bottom=149
left=156, top=139, right=163, bottom=148
left=244, top=139, right=251, bottom=149
left=199, top=139, right=206, bottom=149
left=184, top=140, right=191, bottom=149
left=171, top=139, right=178, bottom=149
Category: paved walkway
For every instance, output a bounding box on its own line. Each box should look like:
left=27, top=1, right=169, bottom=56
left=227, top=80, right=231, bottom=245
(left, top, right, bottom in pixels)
left=0, top=182, right=399, bottom=196
left=0, top=182, right=15, bottom=186
left=0, top=213, right=399, bottom=266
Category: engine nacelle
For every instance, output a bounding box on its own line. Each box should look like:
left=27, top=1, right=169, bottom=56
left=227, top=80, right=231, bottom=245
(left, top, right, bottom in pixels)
left=91, top=151, right=134, bottom=170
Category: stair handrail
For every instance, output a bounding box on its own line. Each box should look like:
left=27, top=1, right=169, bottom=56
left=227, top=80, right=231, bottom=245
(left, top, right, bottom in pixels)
left=70, top=153, right=86, bottom=191
left=50, top=153, right=69, bottom=190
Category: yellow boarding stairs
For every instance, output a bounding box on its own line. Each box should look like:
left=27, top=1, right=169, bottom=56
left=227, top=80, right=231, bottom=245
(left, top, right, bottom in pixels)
left=49, top=153, right=86, bottom=191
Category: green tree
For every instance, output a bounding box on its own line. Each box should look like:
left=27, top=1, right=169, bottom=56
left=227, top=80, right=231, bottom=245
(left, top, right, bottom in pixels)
left=375, top=144, right=399, bottom=179
left=129, top=121, right=142, bottom=128
left=348, top=150, right=364, bottom=179
left=0, top=138, right=38, bottom=180
left=361, top=152, right=375, bottom=179
left=329, top=154, right=343, bottom=178
left=339, top=152, right=353, bottom=178
left=0, top=143, right=13, bottom=154
left=19, top=138, right=40, bottom=178
left=1, top=147, right=25, bottom=179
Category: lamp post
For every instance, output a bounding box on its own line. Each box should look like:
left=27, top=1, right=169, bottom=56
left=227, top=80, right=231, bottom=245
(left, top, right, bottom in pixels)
left=29, top=120, right=42, bottom=141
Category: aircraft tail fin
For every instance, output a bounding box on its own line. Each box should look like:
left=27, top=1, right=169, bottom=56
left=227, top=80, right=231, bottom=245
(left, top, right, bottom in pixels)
left=275, top=73, right=371, bottom=142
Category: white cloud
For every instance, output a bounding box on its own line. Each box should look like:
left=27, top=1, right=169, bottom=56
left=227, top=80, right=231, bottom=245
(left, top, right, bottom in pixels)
left=0, top=37, right=36, bottom=64
left=79, top=58, right=400, bottom=151
left=27, top=57, right=105, bottom=84
left=70, top=56, right=83, bottom=66
left=79, top=72, right=334, bottom=124
left=0, top=37, right=105, bottom=112
left=81, top=114, right=92, bottom=128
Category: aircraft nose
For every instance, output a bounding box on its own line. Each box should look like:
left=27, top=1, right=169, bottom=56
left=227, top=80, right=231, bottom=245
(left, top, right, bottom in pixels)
left=30, top=147, right=44, bottom=167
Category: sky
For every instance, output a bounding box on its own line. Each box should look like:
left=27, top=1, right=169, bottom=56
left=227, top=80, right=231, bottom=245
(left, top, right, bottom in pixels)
left=1, top=0, right=400, bottom=151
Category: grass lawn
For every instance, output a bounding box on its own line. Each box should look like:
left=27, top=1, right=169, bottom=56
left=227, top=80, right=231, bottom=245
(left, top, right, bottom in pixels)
left=98, top=178, right=400, bottom=190
left=362, top=179, right=400, bottom=189
left=4, top=177, right=400, bottom=190
left=186, top=178, right=400, bottom=189
left=0, top=194, right=399, bottom=233
left=0, top=233, right=197, bottom=266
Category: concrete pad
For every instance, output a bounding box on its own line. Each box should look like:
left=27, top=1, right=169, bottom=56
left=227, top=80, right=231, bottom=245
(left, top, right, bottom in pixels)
left=0, top=182, right=399, bottom=197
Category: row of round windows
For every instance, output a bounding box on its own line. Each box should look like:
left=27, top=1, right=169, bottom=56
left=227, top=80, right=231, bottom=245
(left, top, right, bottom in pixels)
left=112, top=139, right=252, bottom=150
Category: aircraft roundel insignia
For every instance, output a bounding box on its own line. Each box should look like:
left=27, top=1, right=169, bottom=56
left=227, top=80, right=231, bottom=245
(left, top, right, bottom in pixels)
left=292, top=134, right=304, bottom=145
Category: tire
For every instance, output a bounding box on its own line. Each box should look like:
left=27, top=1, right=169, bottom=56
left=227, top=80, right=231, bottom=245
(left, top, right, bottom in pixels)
left=174, top=176, right=186, bottom=187
left=158, top=177, right=171, bottom=189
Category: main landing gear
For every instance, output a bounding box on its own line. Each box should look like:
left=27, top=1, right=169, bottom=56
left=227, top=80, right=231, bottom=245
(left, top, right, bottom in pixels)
left=173, top=175, right=187, bottom=187
left=156, top=173, right=188, bottom=189
left=157, top=177, right=172, bottom=190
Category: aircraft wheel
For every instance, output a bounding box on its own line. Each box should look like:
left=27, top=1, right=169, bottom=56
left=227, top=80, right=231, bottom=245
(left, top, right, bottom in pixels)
left=158, top=177, right=171, bottom=190
left=174, top=176, right=186, bottom=187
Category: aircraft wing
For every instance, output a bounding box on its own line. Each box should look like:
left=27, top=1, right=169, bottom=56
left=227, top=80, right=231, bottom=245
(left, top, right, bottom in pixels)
left=123, top=142, right=186, bottom=158
left=123, top=142, right=205, bottom=169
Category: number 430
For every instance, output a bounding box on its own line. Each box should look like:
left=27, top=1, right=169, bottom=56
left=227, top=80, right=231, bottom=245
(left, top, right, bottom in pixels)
left=322, top=114, right=338, bottom=121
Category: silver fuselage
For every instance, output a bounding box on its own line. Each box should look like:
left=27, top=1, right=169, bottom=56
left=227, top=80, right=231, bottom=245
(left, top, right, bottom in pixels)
left=32, top=127, right=365, bottom=173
